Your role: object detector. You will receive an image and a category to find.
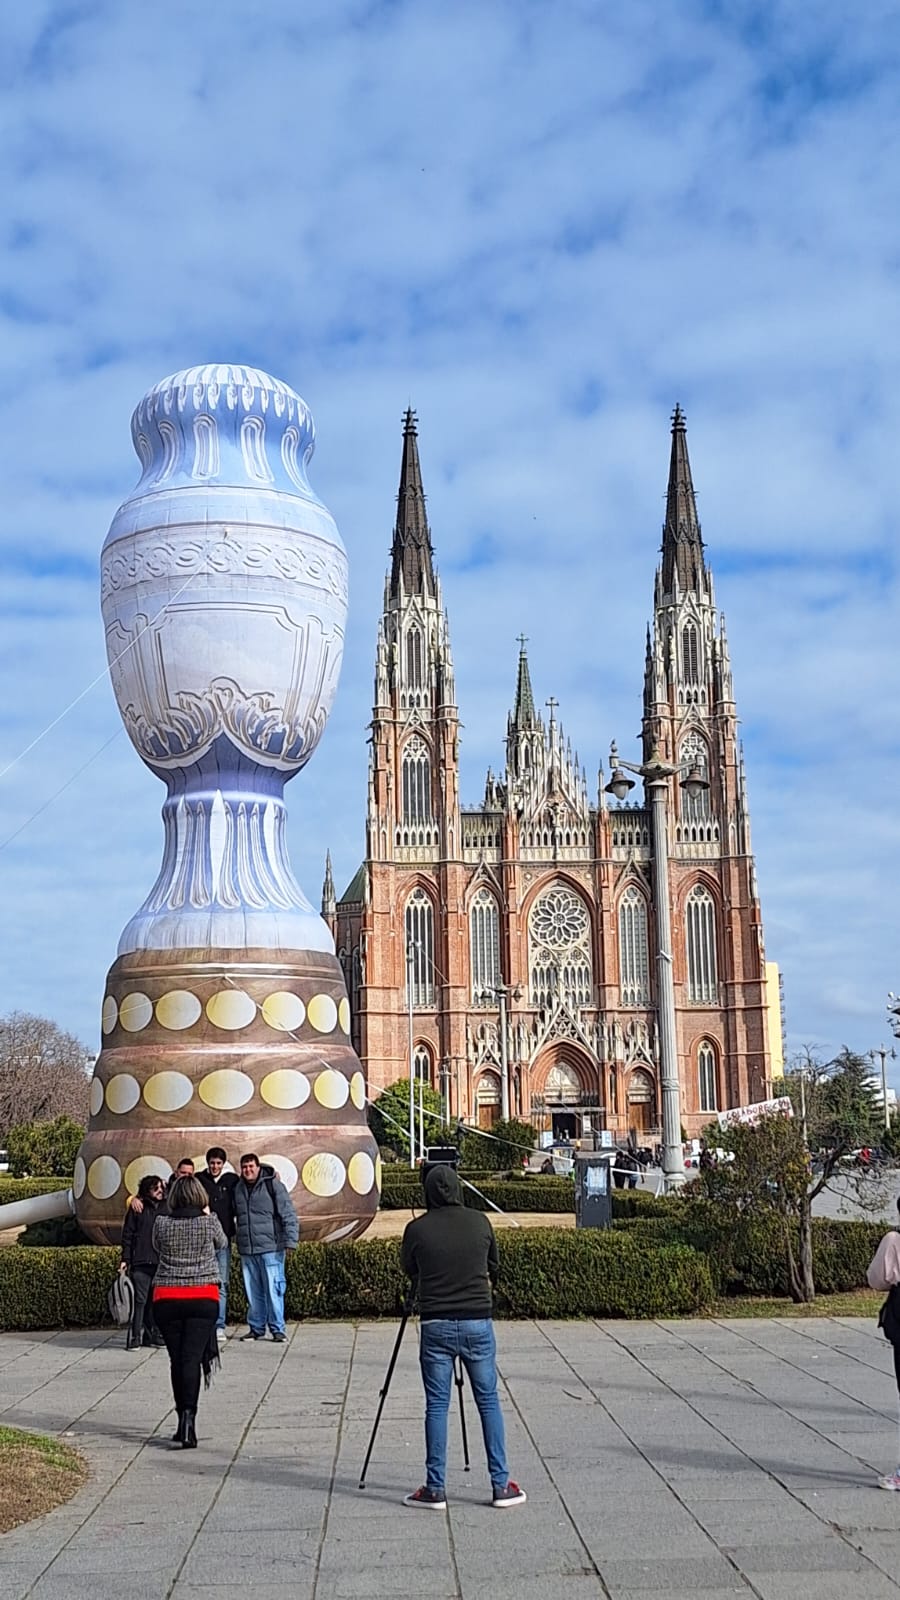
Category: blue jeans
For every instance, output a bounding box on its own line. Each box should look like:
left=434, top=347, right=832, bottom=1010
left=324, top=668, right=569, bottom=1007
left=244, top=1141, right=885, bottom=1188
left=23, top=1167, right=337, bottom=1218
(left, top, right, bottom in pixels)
left=241, top=1250, right=286, bottom=1336
left=419, top=1319, right=509, bottom=1493
left=215, top=1245, right=232, bottom=1330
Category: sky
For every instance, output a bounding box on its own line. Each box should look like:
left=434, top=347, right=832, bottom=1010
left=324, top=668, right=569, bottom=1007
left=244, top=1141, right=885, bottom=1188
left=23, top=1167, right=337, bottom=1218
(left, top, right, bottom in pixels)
left=1, top=0, right=899, bottom=1082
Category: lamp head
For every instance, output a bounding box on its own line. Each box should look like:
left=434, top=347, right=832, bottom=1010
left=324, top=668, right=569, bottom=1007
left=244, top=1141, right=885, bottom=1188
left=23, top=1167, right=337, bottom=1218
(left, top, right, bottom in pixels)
left=681, top=763, right=709, bottom=801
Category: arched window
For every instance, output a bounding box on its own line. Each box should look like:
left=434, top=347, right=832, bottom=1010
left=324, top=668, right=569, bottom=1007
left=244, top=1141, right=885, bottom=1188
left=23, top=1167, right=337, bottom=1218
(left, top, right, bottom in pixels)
left=680, top=732, right=711, bottom=822
left=413, top=1044, right=432, bottom=1086
left=686, top=886, right=717, bottom=1002
left=698, top=1041, right=718, bottom=1112
left=470, top=889, right=500, bottom=1001
left=608, top=1068, right=617, bottom=1114
left=528, top=884, right=592, bottom=1010
left=402, top=736, right=432, bottom=824
left=682, top=622, right=700, bottom=684
left=405, top=888, right=435, bottom=1007
left=405, top=626, right=423, bottom=688
left=618, top=885, right=650, bottom=1006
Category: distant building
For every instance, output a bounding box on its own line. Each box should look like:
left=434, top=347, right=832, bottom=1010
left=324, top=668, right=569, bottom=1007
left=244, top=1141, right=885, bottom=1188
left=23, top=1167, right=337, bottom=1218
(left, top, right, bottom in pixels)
left=329, top=408, right=774, bottom=1142
left=765, top=963, right=785, bottom=1077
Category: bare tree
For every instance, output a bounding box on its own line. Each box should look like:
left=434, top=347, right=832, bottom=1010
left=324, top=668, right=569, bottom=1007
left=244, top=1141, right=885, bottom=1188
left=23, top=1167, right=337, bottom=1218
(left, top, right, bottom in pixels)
left=0, top=1011, right=92, bottom=1136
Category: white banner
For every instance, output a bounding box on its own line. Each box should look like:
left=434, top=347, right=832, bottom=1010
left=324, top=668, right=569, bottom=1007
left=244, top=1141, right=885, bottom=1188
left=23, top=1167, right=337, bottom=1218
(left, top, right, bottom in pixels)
left=716, top=1096, right=794, bottom=1130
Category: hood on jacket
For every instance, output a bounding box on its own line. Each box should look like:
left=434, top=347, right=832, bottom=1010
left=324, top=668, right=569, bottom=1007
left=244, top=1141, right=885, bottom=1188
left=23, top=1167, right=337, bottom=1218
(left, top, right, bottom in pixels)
left=423, top=1164, right=464, bottom=1209
left=242, top=1163, right=275, bottom=1186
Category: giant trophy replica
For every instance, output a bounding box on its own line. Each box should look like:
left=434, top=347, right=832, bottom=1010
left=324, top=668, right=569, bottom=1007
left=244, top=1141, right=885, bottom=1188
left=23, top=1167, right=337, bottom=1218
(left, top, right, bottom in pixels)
left=68, top=364, right=381, bottom=1244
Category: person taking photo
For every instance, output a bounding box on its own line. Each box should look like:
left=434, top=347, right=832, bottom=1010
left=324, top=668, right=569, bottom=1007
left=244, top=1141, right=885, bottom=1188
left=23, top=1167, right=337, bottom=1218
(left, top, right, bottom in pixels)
left=400, top=1163, right=526, bottom=1510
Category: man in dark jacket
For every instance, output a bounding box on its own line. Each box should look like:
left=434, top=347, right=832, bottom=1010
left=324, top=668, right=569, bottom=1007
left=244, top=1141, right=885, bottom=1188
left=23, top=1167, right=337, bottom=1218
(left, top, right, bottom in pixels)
left=400, top=1165, right=526, bottom=1510
left=197, top=1147, right=239, bottom=1342
left=233, top=1153, right=299, bottom=1342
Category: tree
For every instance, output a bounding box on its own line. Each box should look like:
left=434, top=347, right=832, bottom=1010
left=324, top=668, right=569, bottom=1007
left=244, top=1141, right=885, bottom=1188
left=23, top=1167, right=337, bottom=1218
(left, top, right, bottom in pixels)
left=367, top=1078, right=448, bottom=1161
left=7, top=1115, right=85, bottom=1177
left=696, top=1047, right=883, bottom=1303
left=0, top=1012, right=91, bottom=1137
left=463, top=1118, right=538, bottom=1172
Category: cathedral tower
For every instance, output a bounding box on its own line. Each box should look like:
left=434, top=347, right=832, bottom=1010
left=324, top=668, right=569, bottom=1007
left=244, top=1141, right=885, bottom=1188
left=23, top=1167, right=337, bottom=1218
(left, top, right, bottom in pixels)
left=334, top=406, right=773, bottom=1144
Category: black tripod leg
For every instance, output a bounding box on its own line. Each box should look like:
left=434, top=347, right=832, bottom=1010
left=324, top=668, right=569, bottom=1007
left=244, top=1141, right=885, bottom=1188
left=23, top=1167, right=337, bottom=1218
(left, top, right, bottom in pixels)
left=454, top=1357, right=470, bottom=1472
left=359, top=1310, right=409, bottom=1490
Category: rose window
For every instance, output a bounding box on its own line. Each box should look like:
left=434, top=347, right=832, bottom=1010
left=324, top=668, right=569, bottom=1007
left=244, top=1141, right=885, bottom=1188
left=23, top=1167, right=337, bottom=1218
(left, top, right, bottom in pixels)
left=529, top=885, right=592, bottom=1010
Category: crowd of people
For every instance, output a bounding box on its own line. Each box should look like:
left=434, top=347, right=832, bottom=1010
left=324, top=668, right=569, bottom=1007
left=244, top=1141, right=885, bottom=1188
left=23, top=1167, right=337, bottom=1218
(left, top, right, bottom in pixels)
left=119, top=1147, right=298, bottom=1446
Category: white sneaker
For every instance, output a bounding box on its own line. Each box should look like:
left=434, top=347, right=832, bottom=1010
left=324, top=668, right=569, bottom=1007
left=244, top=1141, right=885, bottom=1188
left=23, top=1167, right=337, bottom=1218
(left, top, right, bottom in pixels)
left=216, top=1329, right=227, bottom=1344
left=878, top=1469, right=900, bottom=1491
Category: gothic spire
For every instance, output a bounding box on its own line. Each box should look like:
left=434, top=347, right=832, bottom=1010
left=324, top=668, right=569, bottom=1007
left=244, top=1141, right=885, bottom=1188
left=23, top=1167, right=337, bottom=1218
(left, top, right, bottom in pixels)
left=510, top=634, right=536, bottom=732
left=661, top=404, right=706, bottom=596
left=321, top=849, right=336, bottom=917
left=389, top=408, right=436, bottom=600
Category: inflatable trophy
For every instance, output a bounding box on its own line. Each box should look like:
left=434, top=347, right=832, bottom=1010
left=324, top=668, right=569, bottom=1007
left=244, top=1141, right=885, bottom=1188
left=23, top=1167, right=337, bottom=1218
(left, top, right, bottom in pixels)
left=68, top=364, right=381, bottom=1244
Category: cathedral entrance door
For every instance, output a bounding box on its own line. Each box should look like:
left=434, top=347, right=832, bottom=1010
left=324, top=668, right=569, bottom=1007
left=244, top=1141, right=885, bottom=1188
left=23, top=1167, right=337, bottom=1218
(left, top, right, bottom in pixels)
left=475, top=1070, right=501, bottom=1129
left=551, top=1111, right=577, bottom=1142
left=627, top=1068, right=655, bottom=1139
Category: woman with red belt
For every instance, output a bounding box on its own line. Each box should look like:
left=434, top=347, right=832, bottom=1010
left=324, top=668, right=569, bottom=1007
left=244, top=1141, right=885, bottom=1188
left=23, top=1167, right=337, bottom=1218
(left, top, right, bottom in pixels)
left=151, top=1175, right=227, bottom=1448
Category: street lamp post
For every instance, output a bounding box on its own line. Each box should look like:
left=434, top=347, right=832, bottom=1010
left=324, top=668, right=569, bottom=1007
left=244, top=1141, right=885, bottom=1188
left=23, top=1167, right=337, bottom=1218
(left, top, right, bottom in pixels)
left=871, top=1043, right=897, bottom=1134
left=406, top=945, right=416, bottom=1169
left=480, top=983, right=522, bottom=1122
left=605, top=741, right=709, bottom=1194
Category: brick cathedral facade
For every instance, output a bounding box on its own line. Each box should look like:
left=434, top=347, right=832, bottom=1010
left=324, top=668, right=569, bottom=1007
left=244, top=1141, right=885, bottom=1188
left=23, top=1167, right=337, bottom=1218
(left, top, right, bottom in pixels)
left=328, top=408, right=775, bottom=1143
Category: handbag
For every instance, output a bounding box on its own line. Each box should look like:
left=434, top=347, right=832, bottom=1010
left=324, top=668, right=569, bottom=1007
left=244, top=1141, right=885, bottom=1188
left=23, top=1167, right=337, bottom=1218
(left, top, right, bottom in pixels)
left=877, top=1283, right=900, bottom=1346
left=107, top=1267, right=134, bottom=1328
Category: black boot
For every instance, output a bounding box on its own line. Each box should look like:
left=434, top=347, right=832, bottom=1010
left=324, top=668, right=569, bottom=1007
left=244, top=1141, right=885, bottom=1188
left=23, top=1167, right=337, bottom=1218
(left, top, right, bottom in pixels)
left=172, top=1409, right=186, bottom=1444
left=181, top=1409, right=197, bottom=1449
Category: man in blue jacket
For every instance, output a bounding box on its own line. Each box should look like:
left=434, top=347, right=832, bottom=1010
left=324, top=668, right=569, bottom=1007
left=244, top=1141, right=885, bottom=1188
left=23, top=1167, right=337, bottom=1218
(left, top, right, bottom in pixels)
left=233, top=1153, right=299, bottom=1342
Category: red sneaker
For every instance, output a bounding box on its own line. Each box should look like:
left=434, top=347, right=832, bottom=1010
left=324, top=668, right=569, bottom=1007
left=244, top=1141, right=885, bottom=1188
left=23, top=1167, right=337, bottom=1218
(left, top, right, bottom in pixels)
left=492, top=1481, right=527, bottom=1507
left=403, top=1485, right=447, bottom=1509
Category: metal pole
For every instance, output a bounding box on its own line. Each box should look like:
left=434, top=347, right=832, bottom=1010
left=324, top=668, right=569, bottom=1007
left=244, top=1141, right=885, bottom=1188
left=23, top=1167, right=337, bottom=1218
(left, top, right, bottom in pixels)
left=880, top=1047, right=890, bottom=1134
left=407, top=946, right=415, bottom=1169
left=418, top=1070, right=425, bottom=1161
left=648, top=776, right=685, bottom=1192
left=499, top=986, right=510, bottom=1122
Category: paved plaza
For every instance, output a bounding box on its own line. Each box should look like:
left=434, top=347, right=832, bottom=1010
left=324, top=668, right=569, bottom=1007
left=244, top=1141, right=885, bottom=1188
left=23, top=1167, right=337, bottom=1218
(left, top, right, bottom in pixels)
left=2, top=1316, right=900, bottom=1600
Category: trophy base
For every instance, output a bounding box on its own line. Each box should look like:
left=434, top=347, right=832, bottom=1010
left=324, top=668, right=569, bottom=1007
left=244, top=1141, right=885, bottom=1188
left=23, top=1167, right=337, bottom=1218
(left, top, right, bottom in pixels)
left=74, top=947, right=381, bottom=1246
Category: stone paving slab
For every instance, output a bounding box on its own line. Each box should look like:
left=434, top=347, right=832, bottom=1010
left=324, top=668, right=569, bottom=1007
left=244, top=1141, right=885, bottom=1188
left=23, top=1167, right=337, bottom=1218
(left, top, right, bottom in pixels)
left=1, top=1317, right=900, bottom=1598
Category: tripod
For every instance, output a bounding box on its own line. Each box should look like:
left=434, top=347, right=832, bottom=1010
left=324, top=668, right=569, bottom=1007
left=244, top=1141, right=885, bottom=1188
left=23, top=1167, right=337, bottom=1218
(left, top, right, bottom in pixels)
left=359, top=1307, right=470, bottom=1490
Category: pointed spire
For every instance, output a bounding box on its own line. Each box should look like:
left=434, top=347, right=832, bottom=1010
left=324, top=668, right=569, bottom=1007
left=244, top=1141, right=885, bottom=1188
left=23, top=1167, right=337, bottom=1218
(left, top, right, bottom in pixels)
left=321, top=849, right=336, bottom=917
left=510, top=634, right=536, bottom=732
left=661, top=404, right=707, bottom=596
left=389, top=408, right=436, bottom=600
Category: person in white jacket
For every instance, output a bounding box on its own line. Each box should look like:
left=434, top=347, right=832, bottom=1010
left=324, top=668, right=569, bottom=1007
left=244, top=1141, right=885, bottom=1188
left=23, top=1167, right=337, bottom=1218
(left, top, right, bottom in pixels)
left=866, top=1215, right=900, bottom=1490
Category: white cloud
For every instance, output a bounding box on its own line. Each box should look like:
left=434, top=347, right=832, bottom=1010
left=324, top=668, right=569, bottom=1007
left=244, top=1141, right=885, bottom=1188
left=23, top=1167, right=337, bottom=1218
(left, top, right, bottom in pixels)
left=1, top=0, right=899, bottom=1083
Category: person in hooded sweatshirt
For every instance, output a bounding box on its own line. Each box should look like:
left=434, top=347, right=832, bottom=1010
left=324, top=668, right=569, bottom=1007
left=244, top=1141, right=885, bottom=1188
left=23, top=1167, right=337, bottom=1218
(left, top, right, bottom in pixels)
left=232, top=1152, right=299, bottom=1342
left=400, top=1163, right=526, bottom=1510
left=867, top=1200, right=900, bottom=1490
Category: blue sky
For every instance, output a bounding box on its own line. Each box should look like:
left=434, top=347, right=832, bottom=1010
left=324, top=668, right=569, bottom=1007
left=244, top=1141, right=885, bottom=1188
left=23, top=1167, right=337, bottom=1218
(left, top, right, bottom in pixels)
left=1, top=0, right=899, bottom=1080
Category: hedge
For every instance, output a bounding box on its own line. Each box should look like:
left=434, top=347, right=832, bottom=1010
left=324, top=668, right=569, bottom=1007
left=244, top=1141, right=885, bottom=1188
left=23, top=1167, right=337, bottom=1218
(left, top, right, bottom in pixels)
left=0, top=1232, right=713, bottom=1330
left=379, top=1176, right=576, bottom=1213
left=0, top=1177, right=70, bottom=1206
left=613, top=1203, right=886, bottom=1297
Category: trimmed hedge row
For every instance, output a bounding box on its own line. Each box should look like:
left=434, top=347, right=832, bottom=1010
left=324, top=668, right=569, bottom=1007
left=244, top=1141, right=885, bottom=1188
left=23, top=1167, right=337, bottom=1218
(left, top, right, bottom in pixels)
left=0, top=1177, right=71, bottom=1206
left=379, top=1177, right=576, bottom=1212
left=0, top=1231, right=713, bottom=1330
left=614, top=1204, right=885, bottom=1297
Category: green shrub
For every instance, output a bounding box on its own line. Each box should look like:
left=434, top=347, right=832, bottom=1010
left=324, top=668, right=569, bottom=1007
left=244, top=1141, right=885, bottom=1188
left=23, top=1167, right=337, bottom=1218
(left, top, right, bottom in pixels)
left=378, top=1176, right=575, bottom=1212
left=7, top=1117, right=84, bottom=1177
left=0, top=1232, right=713, bottom=1330
left=611, top=1189, right=676, bottom=1219
left=18, top=1216, right=91, bottom=1248
left=614, top=1203, right=885, bottom=1298
left=0, top=1176, right=71, bottom=1207
left=493, top=1231, right=713, bottom=1318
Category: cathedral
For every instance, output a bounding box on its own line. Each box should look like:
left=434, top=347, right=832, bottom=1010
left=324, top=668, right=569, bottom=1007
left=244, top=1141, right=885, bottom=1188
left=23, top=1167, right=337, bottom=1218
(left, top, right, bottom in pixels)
left=327, top=407, right=777, bottom=1144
